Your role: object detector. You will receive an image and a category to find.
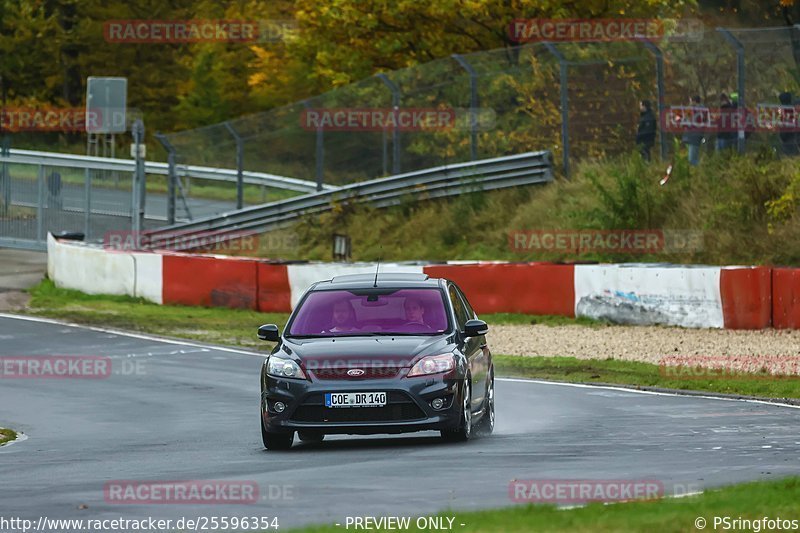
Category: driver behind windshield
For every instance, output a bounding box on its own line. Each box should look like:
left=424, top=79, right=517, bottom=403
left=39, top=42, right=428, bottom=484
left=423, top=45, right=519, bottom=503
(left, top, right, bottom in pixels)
left=329, top=299, right=358, bottom=332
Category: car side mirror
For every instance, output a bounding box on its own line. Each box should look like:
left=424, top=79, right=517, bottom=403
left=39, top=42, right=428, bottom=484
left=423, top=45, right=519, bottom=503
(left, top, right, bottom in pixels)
left=257, top=324, right=281, bottom=342
left=463, top=319, right=488, bottom=337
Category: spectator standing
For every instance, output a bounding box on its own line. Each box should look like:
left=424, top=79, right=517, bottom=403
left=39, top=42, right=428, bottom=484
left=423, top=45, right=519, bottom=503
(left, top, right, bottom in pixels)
left=681, top=95, right=707, bottom=166
left=716, top=93, right=737, bottom=151
left=778, top=91, right=798, bottom=156
left=636, top=99, right=657, bottom=161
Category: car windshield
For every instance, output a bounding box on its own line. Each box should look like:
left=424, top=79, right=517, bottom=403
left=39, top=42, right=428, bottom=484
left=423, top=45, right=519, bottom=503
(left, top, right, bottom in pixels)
left=287, top=288, right=449, bottom=336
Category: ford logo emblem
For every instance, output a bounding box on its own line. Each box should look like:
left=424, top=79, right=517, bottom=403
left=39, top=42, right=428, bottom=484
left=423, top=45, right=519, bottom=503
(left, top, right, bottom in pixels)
left=347, top=369, right=366, bottom=377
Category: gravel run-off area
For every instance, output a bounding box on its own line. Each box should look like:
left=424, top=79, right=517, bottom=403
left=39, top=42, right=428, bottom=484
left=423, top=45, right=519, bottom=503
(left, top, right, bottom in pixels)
left=491, top=324, right=800, bottom=375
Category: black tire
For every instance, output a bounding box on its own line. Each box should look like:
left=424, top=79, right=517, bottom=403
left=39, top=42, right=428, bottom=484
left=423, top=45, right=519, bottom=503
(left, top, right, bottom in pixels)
left=440, top=380, right=472, bottom=442
left=298, top=431, right=325, bottom=443
left=261, top=414, right=294, bottom=450
left=475, top=371, right=495, bottom=436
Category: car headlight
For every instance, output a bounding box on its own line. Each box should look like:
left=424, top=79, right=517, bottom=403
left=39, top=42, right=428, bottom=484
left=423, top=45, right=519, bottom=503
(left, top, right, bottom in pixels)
left=407, top=354, right=455, bottom=377
left=267, top=355, right=307, bottom=379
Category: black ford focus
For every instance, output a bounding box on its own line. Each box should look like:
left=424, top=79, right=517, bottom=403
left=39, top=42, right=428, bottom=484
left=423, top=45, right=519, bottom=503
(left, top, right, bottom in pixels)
left=258, top=272, right=494, bottom=450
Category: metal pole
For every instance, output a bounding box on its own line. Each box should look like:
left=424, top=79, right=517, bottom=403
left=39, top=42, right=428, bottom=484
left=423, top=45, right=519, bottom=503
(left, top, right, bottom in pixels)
left=83, top=167, right=91, bottom=240
left=452, top=54, right=479, bottom=161
left=376, top=73, right=401, bottom=174
left=36, top=164, right=44, bottom=244
left=302, top=100, right=324, bottom=191
left=544, top=43, right=570, bottom=177
left=382, top=127, right=388, bottom=176
left=131, top=119, right=145, bottom=248
left=717, top=27, right=746, bottom=154
left=642, top=41, right=667, bottom=160
left=224, top=122, right=244, bottom=209
left=155, top=133, right=177, bottom=225
left=0, top=74, right=8, bottom=217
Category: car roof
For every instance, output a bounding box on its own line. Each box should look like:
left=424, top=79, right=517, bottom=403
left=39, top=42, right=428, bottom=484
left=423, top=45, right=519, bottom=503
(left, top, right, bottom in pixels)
left=311, top=272, right=444, bottom=291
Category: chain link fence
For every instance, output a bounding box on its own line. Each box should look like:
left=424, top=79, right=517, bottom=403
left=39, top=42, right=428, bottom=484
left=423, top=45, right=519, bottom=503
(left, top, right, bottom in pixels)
left=162, top=25, right=800, bottom=183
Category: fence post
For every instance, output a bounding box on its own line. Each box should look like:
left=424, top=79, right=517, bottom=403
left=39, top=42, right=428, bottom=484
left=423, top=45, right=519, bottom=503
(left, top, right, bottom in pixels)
left=642, top=41, right=667, bottom=160
left=155, top=133, right=177, bottom=225
left=376, top=73, right=401, bottom=175
left=0, top=135, right=9, bottom=217
left=224, top=122, right=245, bottom=209
left=83, top=167, right=91, bottom=240
left=131, top=119, right=145, bottom=249
left=302, top=100, right=324, bottom=191
left=452, top=54, right=479, bottom=161
left=36, top=164, right=44, bottom=244
left=544, top=42, right=570, bottom=177
left=717, top=27, right=746, bottom=154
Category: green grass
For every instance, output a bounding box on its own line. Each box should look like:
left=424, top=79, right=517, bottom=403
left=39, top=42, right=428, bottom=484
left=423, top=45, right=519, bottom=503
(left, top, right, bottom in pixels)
left=27, top=279, right=289, bottom=350
left=252, top=150, right=800, bottom=264
left=25, top=280, right=800, bottom=400
left=0, top=428, right=17, bottom=446
left=288, top=477, right=800, bottom=532
left=494, top=355, right=800, bottom=400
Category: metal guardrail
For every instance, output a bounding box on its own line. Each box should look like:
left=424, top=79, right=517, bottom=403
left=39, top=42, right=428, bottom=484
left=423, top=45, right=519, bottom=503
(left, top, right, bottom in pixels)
left=4, top=149, right=334, bottom=193
left=145, top=151, right=553, bottom=249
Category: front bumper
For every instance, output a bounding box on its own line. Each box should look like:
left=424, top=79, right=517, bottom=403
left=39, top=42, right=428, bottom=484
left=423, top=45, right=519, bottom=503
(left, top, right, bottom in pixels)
left=261, top=374, right=462, bottom=435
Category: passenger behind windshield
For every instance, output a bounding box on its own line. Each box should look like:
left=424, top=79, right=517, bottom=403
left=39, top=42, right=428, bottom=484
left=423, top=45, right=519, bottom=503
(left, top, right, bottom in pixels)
left=403, top=297, right=427, bottom=327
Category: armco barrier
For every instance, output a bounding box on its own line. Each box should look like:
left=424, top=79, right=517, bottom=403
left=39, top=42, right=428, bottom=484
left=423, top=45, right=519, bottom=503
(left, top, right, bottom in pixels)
left=773, top=268, right=800, bottom=329
left=423, top=263, right=575, bottom=316
left=46, top=235, right=798, bottom=329
left=720, top=267, right=772, bottom=329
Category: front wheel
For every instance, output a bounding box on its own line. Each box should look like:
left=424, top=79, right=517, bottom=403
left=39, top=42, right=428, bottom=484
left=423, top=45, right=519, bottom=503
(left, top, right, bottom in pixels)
left=261, top=413, right=294, bottom=450
left=441, top=381, right=472, bottom=442
left=476, top=372, right=495, bottom=436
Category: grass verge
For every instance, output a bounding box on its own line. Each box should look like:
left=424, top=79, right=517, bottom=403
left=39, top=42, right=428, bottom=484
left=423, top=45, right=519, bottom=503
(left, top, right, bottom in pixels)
left=24, top=280, right=800, bottom=400
left=26, top=279, right=288, bottom=350
left=494, top=355, right=800, bottom=400
left=0, top=428, right=17, bottom=446
left=288, top=477, right=800, bottom=532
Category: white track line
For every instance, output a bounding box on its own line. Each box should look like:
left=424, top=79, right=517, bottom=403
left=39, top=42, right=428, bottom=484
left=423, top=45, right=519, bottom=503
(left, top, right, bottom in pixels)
left=0, top=313, right=267, bottom=358
left=3, top=313, right=798, bottom=411
left=498, top=377, right=800, bottom=410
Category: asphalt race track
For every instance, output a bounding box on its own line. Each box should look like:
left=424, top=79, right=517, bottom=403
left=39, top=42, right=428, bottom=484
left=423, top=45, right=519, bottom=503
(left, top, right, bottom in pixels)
left=1, top=314, right=800, bottom=530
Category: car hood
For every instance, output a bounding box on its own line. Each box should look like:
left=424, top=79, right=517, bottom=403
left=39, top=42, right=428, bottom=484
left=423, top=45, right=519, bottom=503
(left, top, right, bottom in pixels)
left=281, top=335, right=453, bottom=367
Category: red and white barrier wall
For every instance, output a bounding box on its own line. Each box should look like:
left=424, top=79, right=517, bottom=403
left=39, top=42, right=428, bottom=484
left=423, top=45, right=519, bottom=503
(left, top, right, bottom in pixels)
left=47, top=234, right=798, bottom=329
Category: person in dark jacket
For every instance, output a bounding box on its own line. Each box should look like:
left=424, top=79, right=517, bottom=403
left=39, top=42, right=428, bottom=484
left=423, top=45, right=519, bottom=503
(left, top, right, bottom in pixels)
left=681, top=95, right=707, bottom=165
left=636, top=99, right=657, bottom=161
left=716, top=93, right=737, bottom=151
left=778, top=91, right=798, bottom=156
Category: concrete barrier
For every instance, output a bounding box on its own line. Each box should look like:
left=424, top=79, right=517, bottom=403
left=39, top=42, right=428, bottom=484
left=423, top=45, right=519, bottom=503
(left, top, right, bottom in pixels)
left=46, top=235, right=793, bottom=329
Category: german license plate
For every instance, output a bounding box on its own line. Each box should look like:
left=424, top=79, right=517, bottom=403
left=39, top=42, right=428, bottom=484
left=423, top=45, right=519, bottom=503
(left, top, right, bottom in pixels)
left=325, top=392, right=387, bottom=408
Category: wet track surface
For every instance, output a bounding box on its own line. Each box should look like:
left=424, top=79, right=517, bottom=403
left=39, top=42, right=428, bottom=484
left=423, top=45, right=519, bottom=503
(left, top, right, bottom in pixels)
left=1, top=314, right=799, bottom=529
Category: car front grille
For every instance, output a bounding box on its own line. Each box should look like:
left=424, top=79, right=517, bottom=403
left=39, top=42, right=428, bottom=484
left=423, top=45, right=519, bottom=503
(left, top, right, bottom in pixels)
left=290, top=392, right=426, bottom=423
left=311, top=365, right=401, bottom=380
